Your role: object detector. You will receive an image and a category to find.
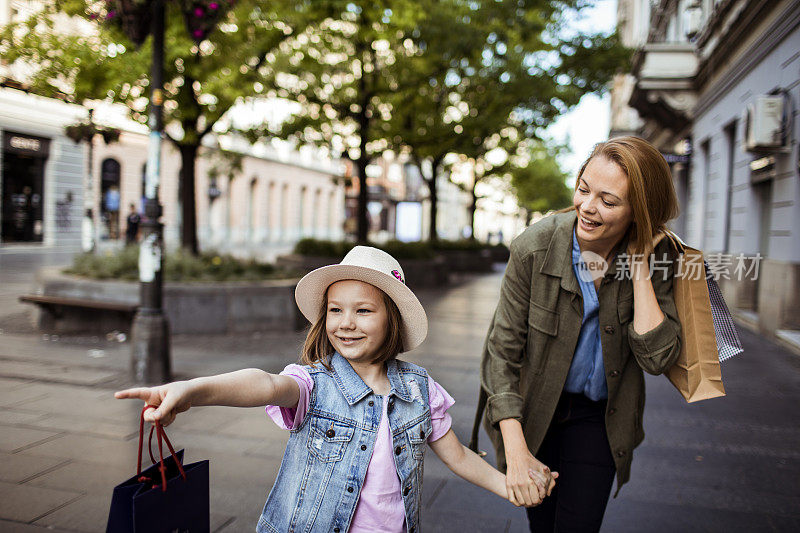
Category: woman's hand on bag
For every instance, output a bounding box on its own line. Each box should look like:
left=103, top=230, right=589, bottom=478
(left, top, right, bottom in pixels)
left=505, top=448, right=557, bottom=507
left=114, top=381, right=194, bottom=426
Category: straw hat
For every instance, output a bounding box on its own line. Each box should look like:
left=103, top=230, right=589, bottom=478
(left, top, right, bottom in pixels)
left=294, top=246, right=428, bottom=352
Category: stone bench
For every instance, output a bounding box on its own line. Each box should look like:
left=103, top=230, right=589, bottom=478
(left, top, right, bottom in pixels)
left=19, top=294, right=139, bottom=334
left=27, top=267, right=306, bottom=335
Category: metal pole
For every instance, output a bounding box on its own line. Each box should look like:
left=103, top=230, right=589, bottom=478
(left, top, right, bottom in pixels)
left=130, top=0, right=171, bottom=384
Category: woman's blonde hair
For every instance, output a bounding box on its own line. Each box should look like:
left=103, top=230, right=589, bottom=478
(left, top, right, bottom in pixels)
left=300, top=284, right=405, bottom=370
left=576, top=136, right=680, bottom=255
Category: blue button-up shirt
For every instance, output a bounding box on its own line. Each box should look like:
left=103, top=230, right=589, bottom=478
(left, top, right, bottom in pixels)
left=564, top=229, right=608, bottom=401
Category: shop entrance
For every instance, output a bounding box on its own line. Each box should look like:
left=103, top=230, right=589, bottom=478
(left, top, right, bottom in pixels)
left=2, top=132, right=50, bottom=243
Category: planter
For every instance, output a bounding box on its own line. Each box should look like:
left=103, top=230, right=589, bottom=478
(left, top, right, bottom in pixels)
left=275, top=254, right=448, bottom=288
left=488, top=245, right=510, bottom=263
left=275, top=254, right=343, bottom=273
left=31, top=267, right=305, bottom=335
left=400, top=256, right=448, bottom=288
left=438, top=249, right=495, bottom=273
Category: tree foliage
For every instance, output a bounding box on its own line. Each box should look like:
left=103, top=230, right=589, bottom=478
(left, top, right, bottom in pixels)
left=509, top=142, right=573, bottom=217
left=1, top=0, right=325, bottom=253
left=1, top=0, right=629, bottom=247
left=243, top=1, right=428, bottom=242
left=383, top=0, right=629, bottom=238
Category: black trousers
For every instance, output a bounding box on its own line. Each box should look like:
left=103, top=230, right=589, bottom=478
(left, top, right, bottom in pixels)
left=527, top=392, right=616, bottom=533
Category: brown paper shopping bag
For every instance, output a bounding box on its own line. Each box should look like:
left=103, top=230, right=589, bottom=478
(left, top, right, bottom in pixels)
left=664, top=234, right=726, bottom=402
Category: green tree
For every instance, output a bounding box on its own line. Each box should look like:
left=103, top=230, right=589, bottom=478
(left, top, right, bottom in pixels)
left=508, top=142, right=573, bottom=223
left=381, top=0, right=484, bottom=241
left=248, top=1, right=426, bottom=243
left=1, top=0, right=323, bottom=254
left=386, top=0, right=629, bottom=239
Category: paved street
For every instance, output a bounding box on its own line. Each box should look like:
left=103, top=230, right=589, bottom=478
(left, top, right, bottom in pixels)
left=0, top=247, right=77, bottom=335
left=0, top=259, right=799, bottom=532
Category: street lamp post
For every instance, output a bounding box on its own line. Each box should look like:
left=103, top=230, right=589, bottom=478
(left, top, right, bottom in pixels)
left=130, top=0, right=170, bottom=384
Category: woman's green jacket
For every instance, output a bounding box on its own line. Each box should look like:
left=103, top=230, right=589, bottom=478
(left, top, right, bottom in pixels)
left=480, top=210, right=681, bottom=495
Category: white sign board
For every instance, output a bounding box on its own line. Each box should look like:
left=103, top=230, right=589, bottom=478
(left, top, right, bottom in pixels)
left=395, top=202, right=422, bottom=242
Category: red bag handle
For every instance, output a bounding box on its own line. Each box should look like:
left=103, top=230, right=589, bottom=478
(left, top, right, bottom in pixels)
left=137, top=404, right=187, bottom=492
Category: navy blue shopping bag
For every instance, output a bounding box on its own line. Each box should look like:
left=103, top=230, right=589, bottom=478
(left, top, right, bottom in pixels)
left=106, top=405, right=210, bottom=533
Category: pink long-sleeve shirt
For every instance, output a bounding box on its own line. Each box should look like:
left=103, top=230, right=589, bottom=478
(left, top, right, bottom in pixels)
left=266, top=363, right=454, bottom=532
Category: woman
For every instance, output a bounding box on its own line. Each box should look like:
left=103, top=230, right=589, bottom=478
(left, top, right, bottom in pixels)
left=478, top=136, right=682, bottom=531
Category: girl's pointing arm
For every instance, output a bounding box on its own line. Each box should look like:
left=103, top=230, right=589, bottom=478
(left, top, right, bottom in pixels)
left=191, top=368, right=301, bottom=408
left=115, top=368, right=300, bottom=424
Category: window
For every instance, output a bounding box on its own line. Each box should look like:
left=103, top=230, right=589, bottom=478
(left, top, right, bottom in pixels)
left=723, top=121, right=736, bottom=252
left=248, top=178, right=257, bottom=241
left=100, top=158, right=121, bottom=239
left=299, top=186, right=307, bottom=237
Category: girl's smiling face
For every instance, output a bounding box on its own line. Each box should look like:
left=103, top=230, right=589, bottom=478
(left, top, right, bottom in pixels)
left=326, top=280, right=389, bottom=366
left=573, top=156, right=634, bottom=250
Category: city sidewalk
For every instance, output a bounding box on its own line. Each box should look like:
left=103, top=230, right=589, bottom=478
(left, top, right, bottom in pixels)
left=0, top=269, right=799, bottom=532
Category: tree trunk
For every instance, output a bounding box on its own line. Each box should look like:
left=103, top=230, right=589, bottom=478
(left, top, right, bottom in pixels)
left=355, top=89, right=370, bottom=243
left=355, top=155, right=369, bottom=243
left=178, top=143, right=199, bottom=255
left=468, top=185, right=478, bottom=241
left=428, top=179, right=438, bottom=242
left=425, top=156, right=444, bottom=242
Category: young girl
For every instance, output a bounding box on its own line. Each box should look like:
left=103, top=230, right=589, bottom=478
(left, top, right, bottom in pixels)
left=116, top=246, right=554, bottom=531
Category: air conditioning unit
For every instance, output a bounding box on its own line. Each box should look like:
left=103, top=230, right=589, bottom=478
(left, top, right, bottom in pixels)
left=744, top=95, right=785, bottom=151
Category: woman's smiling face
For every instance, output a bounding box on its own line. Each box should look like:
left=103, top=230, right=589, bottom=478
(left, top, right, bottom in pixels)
left=573, top=156, right=634, bottom=250
left=325, top=280, right=389, bottom=366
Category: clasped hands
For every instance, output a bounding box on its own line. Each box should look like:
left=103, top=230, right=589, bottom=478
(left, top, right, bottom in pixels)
left=505, top=453, right=558, bottom=507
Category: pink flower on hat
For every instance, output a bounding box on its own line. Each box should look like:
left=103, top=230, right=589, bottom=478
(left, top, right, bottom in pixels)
left=391, top=270, right=404, bottom=284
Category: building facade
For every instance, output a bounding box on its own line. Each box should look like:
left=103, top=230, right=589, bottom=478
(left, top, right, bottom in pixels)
left=0, top=88, right=346, bottom=260
left=0, top=88, right=85, bottom=251
left=343, top=151, right=522, bottom=244
left=90, top=121, right=346, bottom=261
left=613, top=0, right=800, bottom=344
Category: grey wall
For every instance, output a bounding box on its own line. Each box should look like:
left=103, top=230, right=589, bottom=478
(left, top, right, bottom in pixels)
left=689, top=21, right=800, bottom=261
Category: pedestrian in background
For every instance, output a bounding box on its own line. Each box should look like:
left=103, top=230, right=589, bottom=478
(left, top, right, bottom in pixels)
left=125, top=203, right=140, bottom=245
left=116, top=246, right=552, bottom=532
left=478, top=136, right=682, bottom=532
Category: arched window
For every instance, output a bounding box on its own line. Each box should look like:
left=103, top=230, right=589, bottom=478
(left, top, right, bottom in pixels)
left=266, top=181, right=276, bottom=241
left=329, top=190, right=337, bottom=238
left=313, top=189, right=322, bottom=237
left=247, top=177, right=257, bottom=242
left=100, top=158, right=121, bottom=239
left=225, top=175, right=234, bottom=241
left=280, top=184, right=289, bottom=241
left=299, top=186, right=307, bottom=237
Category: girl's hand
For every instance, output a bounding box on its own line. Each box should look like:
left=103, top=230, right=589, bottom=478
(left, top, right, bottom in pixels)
left=115, top=381, right=194, bottom=426
left=505, top=448, right=557, bottom=507
left=504, top=469, right=556, bottom=507
left=527, top=468, right=558, bottom=501
left=535, top=468, right=558, bottom=497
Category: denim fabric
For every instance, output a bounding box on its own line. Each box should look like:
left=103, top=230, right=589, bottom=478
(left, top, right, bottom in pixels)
left=564, top=229, right=608, bottom=401
left=257, top=352, right=432, bottom=533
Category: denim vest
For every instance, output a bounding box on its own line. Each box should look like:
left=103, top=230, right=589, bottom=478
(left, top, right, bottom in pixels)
left=257, top=353, right=433, bottom=533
